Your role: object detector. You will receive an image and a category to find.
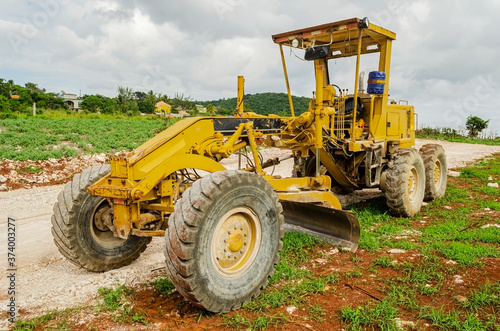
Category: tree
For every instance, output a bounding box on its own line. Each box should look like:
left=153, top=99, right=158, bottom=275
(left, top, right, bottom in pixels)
left=116, top=86, right=135, bottom=113
left=206, top=103, right=216, bottom=115
left=81, top=94, right=116, bottom=113
left=466, top=115, right=489, bottom=138
left=137, top=90, right=157, bottom=114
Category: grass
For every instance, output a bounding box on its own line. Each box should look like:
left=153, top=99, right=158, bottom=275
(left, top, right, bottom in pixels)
left=97, top=285, right=148, bottom=326
left=340, top=154, right=500, bottom=330
left=420, top=307, right=497, bottom=330
left=340, top=299, right=399, bottom=330
left=12, top=310, right=63, bottom=330
left=415, top=126, right=500, bottom=145
left=372, top=256, right=395, bottom=268
left=152, top=276, right=176, bottom=296
left=269, top=232, right=324, bottom=284
left=462, top=282, right=500, bottom=310
left=0, top=117, right=167, bottom=160
left=10, top=152, right=500, bottom=330
left=425, top=242, right=499, bottom=266
left=222, top=313, right=287, bottom=330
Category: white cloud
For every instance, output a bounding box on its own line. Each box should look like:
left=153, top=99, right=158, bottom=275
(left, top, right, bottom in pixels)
left=0, top=0, right=499, bottom=130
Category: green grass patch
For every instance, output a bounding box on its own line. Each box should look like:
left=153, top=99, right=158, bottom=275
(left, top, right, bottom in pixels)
left=12, top=310, right=63, bottom=330
left=397, top=256, right=446, bottom=296
left=0, top=117, right=167, bottom=161
left=309, top=304, right=327, bottom=322
left=222, top=312, right=287, bottom=330
left=462, top=282, right=500, bottom=310
left=415, top=128, right=500, bottom=146
left=479, top=185, right=499, bottom=196
left=245, top=276, right=333, bottom=312
left=22, top=165, right=43, bottom=173
left=481, top=200, right=500, bottom=210
left=269, top=232, right=323, bottom=284
left=98, top=285, right=134, bottom=312
left=340, top=299, right=399, bottom=330
left=426, top=242, right=499, bottom=266
left=420, top=219, right=469, bottom=243
left=350, top=197, right=399, bottom=252
left=97, top=285, right=148, bottom=326
left=152, top=276, right=176, bottom=296
left=455, top=226, right=500, bottom=244
left=420, top=307, right=497, bottom=330
left=441, top=184, right=471, bottom=204
left=460, top=168, right=489, bottom=181
left=372, top=256, right=395, bottom=268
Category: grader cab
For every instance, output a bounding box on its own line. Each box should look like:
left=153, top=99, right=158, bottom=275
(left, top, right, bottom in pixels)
left=51, top=17, right=446, bottom=313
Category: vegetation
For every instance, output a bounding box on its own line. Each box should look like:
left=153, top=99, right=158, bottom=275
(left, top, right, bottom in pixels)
left=416, top=125, right=499, bottom=145
left=0, top=79, right=67, bottom=118
left=198, top=92, right=311, bottom=116
left=152, top=277, right=176, bottom=296
left=0, top=117, right=166, bottom=161
left=466, top=115, right=490, bottom=138
left=4, top=76, right=499, bottom=329
left=1, top=77, right=313, bottom=120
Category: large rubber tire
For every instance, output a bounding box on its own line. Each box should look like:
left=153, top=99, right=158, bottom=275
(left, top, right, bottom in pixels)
left=51, top=165, right=151, bottom=272
left=419, top=144, right=447, bottom=201
left=164, top=170, right=284, bottom=313
left=384, top=148, right=425, bottom=217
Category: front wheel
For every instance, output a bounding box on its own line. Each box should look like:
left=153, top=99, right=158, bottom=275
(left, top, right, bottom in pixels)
left=384, top=148, right=425, bottom=217
left=51, top=165, right=151, bottom=272
left=164, top=170, right=284, bottom=313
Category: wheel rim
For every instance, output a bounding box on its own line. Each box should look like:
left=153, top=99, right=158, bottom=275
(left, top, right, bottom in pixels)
left=91, top=199, right=126, bottom=248
left=407, top=166, right=419, bottom=201
left=434, top=159, right=442, bottom=188
left=211, top=206, right=262, bottom=277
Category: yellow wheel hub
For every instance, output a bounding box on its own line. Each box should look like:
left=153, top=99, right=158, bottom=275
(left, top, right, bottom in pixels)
left=434, top=160, right=442, bottom=186
left=407, top=167, right=418, bottom=201
left=211, top=207, right=261, bottom=277
left=228, top=230, right=245, bottom=252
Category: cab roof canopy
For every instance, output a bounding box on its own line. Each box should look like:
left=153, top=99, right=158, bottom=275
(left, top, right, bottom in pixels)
left=272, top=17, right=396, bottom=59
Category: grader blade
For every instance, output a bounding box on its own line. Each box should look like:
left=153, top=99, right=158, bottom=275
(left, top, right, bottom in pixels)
left=281, top=201, right=360, bottom=251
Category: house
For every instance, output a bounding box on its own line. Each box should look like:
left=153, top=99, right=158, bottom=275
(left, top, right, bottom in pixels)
left=62, top=93, right=81, bottom=111
left=155, top=101, right=172, bottom=114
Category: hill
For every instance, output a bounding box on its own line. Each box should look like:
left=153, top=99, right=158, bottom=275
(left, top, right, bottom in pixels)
left=198, top=92, right=311, bottom=116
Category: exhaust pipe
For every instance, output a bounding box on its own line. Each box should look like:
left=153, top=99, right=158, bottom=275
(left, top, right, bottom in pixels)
left=359, top=71, right=366, bottom=93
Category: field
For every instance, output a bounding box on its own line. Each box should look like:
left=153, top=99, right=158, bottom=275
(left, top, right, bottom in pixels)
left=10, top=153, right=500, bottom=330
left=1, top=117, right=499, bottom=330
left=0, top=117, right=167, bottom=161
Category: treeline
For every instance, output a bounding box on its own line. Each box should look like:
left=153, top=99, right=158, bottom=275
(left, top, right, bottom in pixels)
left=199, top=92, right=311, bottom=116
left=0, top=78, right=312, bottom=119
left=80, top=88, right=197, bottom=116
left=0, top=78, right=200, bottom=118
left=0, top=79, right=67, bottom=116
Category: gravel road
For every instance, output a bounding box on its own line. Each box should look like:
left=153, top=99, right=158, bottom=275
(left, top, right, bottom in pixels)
left=1, top=139, right=499, bottom=327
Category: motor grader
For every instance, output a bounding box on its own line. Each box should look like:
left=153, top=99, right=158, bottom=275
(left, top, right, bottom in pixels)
left=51, top=17, right=447, bottom=313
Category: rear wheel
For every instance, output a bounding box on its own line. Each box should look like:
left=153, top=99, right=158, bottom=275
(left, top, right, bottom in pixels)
left=419, top=144, right=447, bottom=201
left=384, top=148, right=425, bottom=217
left=164, top=170, right=284, bottom=313
left=51, top=165, right=151, bottom=272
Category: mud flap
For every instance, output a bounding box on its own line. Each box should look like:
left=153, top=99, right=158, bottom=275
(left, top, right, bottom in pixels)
left=280, top=200, right=360, bottom=251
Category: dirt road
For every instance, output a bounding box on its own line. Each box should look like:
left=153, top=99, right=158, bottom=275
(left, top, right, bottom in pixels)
left=0, top=139, right=499, bottom=327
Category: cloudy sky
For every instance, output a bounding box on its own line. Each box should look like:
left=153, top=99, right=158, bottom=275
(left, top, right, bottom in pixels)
left=1, top=0, right=499, bottom=132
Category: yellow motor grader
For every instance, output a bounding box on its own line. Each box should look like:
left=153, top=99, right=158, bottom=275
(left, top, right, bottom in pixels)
left=51, top=17, right=446, bottom=312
